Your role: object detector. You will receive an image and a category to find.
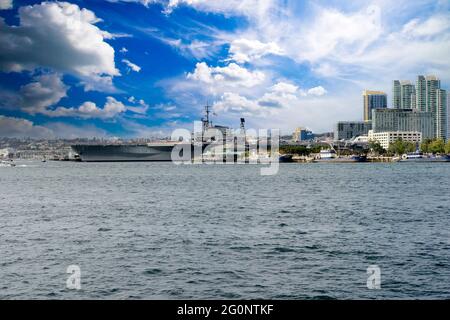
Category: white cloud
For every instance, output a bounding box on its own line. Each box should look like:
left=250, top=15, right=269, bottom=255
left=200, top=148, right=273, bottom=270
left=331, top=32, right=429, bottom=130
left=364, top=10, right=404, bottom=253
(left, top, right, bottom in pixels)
left=0, top=115, right=54, bottom=138
left=0, top=0, right=12, bottom=10
left=165, top=0, right=277, bottom=21
left=122, top=59, right=141, bottom=72
left=0, top=73, right=150, bottom=119
left=270, top=82, right=298, bottom=94
left=213, top=92, right=275, bottom=117
left=402, top=14, right=450, bottom=38
left=0, top=115, right=110, bottom=139
left=228, top=38, right=283, bottom=63
left=107, top=0, right=157, bottom=7
left=44, top=122, right=108, bottom=139
left=18, top=74, right=68, bottom=115
left=307, top=86, right=327, bottom=96
left=187, top=62, right=266, bottom=89
left=213, top=81, right=327, bottom=118
left=119, top=47, right=128, bottom=53
left=50, top=97, right=128, bottom=119
left=284, top=5, right=382, bottom=64
left=126, top=97, right=149, bottom=114
left=0, top=2, right=119, bottom=91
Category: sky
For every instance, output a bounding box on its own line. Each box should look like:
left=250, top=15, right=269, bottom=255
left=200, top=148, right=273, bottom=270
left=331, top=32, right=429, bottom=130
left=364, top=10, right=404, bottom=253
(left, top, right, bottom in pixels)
left=0, top=0, right=449, bottom=139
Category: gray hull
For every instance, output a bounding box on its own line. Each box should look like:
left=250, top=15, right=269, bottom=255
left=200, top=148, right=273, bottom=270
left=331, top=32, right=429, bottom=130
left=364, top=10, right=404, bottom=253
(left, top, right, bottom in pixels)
left=71, top=144, right=181, bottom=162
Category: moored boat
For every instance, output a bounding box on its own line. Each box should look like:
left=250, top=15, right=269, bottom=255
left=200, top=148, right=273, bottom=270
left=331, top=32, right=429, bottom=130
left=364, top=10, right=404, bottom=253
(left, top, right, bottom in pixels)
left=398, top=152, right=450, bottom=162
left=313, top=149, right=366, bottom=163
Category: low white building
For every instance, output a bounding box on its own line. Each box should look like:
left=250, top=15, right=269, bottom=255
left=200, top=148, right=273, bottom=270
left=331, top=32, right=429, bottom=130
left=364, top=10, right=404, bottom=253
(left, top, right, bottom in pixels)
left=0, top=148, right=11, bottom=158
left=368, top=130, right=422, bottom=150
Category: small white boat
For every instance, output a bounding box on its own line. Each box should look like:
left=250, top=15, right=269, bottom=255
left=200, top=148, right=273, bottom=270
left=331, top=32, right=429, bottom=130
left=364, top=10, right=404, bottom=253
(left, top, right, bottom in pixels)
left=0, top=160, right=16, bottom=167
left=399, top=152, right=450, bottom=162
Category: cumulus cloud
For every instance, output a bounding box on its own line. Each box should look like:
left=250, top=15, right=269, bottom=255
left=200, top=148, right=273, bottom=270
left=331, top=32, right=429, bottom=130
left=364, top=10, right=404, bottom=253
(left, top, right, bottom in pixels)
left=213, top=82, right=327, bottom=118
left=0, top=1, right=119, bottom=91
left=270, top=82, right=299, bottom=95
left=50, top=97, right=128, bottom=119
left=18, top=74, right=69, bottom=115
left=0, top=115, right=54, bottom=138
left=187, top=62, right=265, bottom=89
left=0, top=73, right=150, bottom=119
left=0, top=115, right=109, bottom=138
left=122, top=59, right=141, bottom=72
left=0, top=0, right=13, bottom=10
left=307, top=86, right=327, bottom=96
left=228, top=39, right=283, bottom=63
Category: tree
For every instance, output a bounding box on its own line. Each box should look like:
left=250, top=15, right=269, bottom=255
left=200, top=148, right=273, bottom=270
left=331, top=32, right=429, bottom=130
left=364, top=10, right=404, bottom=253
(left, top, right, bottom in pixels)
left=368, top=140, right=385, bottom=155
left=445, top=141, right=450, bottom=155
left=388, top=139, right=416, bottom=155
left=420, top=139, right=433, bottom=153
left=279, top=145, right=309, bottom=155
left=429, top=139, right=445, bottom=154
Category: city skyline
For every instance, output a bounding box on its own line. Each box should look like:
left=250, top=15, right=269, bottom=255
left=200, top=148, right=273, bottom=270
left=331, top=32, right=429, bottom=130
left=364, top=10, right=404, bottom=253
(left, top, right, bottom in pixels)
left=0, top=0, right=449, bottom=138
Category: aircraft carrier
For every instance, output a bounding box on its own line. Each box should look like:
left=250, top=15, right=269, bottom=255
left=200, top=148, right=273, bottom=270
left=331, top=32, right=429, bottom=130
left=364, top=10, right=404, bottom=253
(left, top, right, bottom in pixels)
left=71, top=106, right=243, bottom=162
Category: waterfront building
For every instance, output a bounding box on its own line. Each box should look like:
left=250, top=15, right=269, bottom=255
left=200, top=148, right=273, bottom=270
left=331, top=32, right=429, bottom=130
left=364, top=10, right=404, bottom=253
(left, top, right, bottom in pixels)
left=411, top=92, right=416, bottom=109
left=334, top=121, right=372, bottom=141
left=400, top=81, right=415, bottom=109
left=426, top=75, right=440, bottom=113
left=416, top=75, right=426, bottom=112
left=372, top=109, right=435, bottom=140
left=363, top=90, right=387, bottom=121
left=292, top=127, right=314, bottom=142
left=448, top=92, right=450, bottom=141
left=393, top=80, right=401, bottom=109
left=368, top=130, right=422, bottom=150
left=436, top=89, right=448, bottom=141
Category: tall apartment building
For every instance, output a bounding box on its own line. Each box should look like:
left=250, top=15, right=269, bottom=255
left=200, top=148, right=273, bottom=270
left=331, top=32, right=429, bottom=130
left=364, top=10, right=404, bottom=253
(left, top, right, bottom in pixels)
left=393, top=80, right=416, bottom=109
left=436, top=89, right=448, bottom=141
left=416, top=75, right=426, bottom=112
left=415, top=75, right=446, bottom=139
left=363, top=90, right=387, bottom=122
left=401, top=81, right=415, bottom=109
left=372, top=109, right=435, bottom=140
left=425, top=75, right=441, bottom=113
left=393, top=80, right=401, bottom=109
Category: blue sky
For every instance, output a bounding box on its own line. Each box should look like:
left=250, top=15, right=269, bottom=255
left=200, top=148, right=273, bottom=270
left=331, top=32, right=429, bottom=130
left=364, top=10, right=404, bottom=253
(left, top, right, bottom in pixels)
left=0, top=0, right=449, bottom=138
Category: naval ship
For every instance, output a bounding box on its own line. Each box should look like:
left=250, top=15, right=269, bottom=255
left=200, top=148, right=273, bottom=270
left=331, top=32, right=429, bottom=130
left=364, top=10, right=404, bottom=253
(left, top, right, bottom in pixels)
left=71, top=106, right=243, bottom=162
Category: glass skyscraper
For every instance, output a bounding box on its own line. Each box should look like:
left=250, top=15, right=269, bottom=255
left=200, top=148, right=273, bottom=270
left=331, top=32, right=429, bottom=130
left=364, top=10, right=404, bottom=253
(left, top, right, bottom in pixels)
left=363, top=90, right=387, bottom=122
left=393, top=80, right=401, bottom=109
left=436, top=89, right=448, bottom=141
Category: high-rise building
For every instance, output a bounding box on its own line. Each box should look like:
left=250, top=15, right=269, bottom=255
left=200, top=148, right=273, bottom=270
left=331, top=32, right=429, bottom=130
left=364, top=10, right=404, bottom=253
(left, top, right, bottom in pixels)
left=416, top=75, right=442, bottom=139
left=411, top=93, right=416, bottom=109
left=400, top=81, right=415, bottom=109
left=448, top=92, right=450, bottom=141
left=426, top=75, right=440, bottom=113
left=363, top=90, right=387, bottom=122
left=416, top=75, right=426, bottom=112
left=393, top=80, right=401, bottom=109
left=372, top=109, right=435, bottom=140
left=334, top=121, right=372, bottom=141
left=436, top=89, right=448, bottom=141
left=292, top=127, right=314, bottom=142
